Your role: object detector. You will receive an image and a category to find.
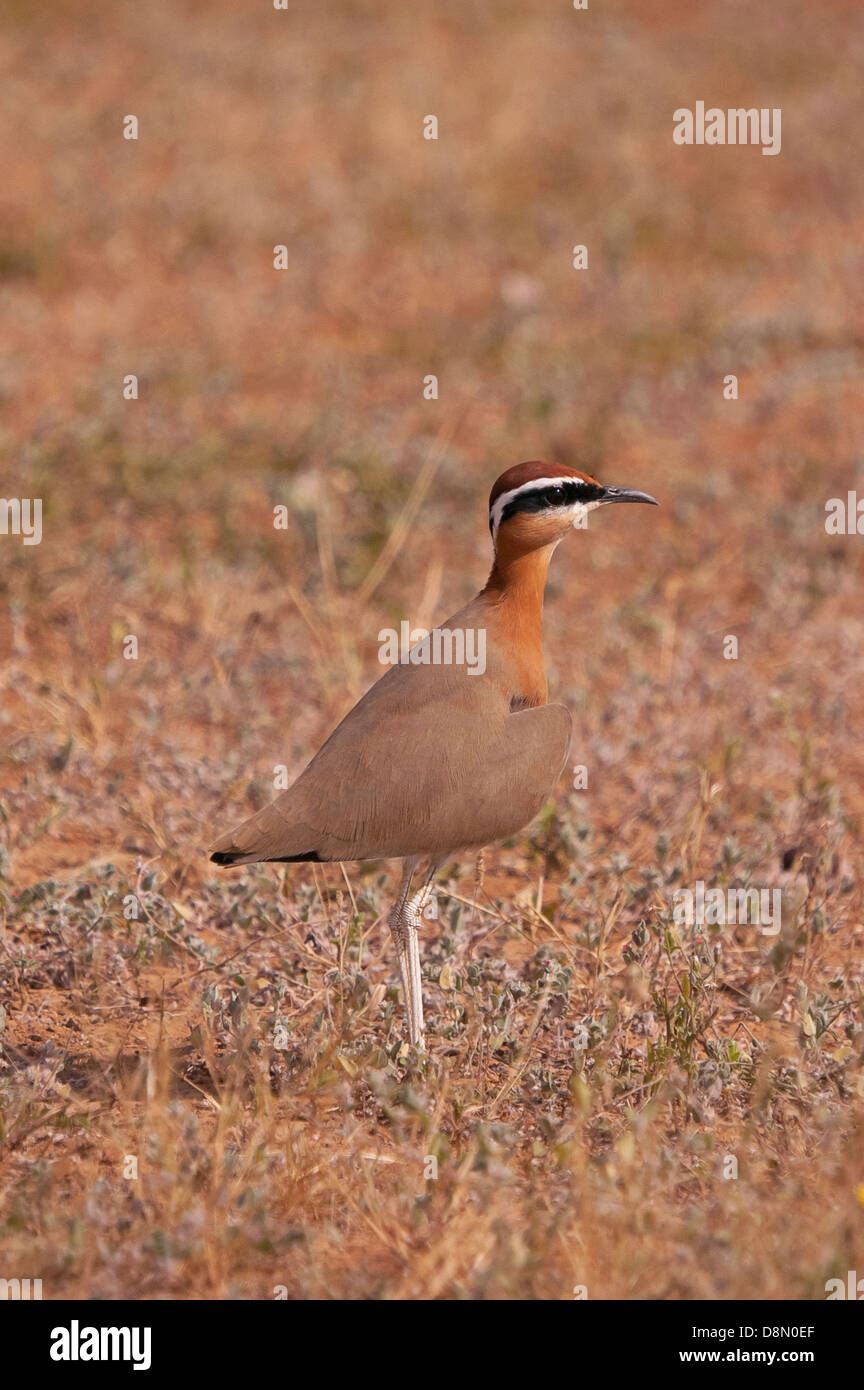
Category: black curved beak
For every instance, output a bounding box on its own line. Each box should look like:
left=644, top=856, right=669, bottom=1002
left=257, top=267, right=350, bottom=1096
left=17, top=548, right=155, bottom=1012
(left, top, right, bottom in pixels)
left=600, top=485, right=659, bottom=506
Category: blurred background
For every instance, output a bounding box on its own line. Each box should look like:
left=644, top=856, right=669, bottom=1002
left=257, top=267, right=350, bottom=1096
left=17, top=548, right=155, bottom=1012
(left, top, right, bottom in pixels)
left=0, top=0, right=863, bottom=1300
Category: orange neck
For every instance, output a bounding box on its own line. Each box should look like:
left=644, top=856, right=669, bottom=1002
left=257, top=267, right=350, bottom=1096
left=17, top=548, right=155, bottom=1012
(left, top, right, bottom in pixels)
left=481, top=542, right=558, bottom=704
left=483, top=542, right=556, bottom=605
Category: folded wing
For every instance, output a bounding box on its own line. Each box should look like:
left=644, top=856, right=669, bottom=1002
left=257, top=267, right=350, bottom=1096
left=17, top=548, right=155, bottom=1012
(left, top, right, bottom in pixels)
left=209, top=663, right=571, bottom=864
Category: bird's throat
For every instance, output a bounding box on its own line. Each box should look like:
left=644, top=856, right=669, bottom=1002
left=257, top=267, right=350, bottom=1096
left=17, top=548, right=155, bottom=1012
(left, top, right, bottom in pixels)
left=483, top=541, right=556, bottom=610
left=481, top=543, right=557, bottom=705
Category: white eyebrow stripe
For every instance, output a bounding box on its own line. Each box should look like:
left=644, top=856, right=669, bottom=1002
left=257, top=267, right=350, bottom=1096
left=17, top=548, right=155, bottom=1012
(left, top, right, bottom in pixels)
left=489, top=477, right=582, bottom=538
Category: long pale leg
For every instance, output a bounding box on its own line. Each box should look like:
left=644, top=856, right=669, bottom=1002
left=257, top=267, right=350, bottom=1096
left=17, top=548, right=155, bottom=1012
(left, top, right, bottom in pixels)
left=402, top=888, right=426, bottom=1047
left=388, top=860, right=441, bottom=1049
left=388, top=859, right=419, bottom=1044
left=401, top=862, right=442, bottom=1048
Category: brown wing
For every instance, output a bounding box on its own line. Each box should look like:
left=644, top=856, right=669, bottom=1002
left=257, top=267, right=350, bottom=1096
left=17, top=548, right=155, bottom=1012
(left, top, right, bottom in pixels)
left=209, top=660, right=571, bottom=864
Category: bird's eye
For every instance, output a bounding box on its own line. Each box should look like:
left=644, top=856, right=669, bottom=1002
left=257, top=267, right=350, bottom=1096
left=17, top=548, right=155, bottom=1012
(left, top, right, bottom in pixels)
left=551, top=485, right=565, bottom=502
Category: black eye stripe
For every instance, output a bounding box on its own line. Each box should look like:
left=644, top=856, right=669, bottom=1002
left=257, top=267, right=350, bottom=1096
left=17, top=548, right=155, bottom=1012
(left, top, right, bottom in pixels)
left=495, top=479, right=604, bottom=530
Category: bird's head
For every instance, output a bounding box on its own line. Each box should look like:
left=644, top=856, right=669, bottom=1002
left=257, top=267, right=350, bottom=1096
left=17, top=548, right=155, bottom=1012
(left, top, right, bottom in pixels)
left=489, top=461, right=658, bottom=555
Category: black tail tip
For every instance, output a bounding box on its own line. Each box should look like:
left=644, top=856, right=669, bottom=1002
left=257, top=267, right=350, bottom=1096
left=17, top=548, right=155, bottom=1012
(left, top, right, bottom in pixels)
left=210, top=849, right=236, bottom=866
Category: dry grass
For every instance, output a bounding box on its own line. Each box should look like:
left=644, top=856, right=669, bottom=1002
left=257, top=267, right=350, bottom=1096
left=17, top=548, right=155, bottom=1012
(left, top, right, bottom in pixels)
left=1, top=0, right=863, bottom=1300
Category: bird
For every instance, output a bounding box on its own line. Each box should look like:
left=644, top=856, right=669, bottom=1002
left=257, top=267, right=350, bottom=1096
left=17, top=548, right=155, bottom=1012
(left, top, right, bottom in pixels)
left=209, top=461, right=658, bottom=1049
